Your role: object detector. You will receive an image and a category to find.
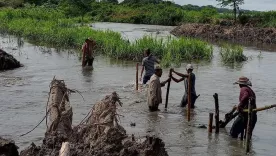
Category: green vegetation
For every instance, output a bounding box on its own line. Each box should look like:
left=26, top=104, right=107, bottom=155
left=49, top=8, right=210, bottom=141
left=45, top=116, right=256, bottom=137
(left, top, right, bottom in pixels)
left=0, top=7, right=213, bottom=67
left=219, top=43, right=247, bottom=63
left=1, top=0, right=276, bottom=27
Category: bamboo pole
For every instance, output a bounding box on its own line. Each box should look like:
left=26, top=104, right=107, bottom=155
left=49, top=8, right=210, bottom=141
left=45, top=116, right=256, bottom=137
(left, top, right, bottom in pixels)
left=219, top=104, right=276, bottom=128
left=187, top=73, right=191, bottom=122
left=165, top=69, right=172, bottom=109
left=243, top=104, right=276, bottom=112
left=245, top=99, right=252, bottom=153
left=208, top=113, right=214, bottom=133
left=136, top=63, right=139, bottom=90
left=213, top=93, right=219, bottom=133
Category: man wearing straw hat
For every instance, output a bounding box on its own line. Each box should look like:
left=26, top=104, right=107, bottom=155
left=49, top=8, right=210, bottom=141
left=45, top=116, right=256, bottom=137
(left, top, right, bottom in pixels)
left=170, top=64, right=198, bottom=108
left=147, top=65, right=170, bottom=112
left=230, top=76, right=257, bottom=139
left=82, top=38, right=96, bottom=67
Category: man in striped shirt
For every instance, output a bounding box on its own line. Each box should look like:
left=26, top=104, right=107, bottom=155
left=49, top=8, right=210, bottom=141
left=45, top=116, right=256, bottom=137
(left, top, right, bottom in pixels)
left=140, top=49, right=159, bottom=84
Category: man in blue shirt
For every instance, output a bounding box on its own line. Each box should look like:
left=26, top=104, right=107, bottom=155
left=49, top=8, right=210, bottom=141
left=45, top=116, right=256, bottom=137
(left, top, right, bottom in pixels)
left=170, top=64, right=197, bottom=108
left=140, top=49, right=159, bottom=84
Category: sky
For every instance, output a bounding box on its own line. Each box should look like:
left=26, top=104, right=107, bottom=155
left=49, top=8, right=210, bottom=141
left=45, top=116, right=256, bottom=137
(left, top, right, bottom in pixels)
left=173, top=0, right=276, bottom=11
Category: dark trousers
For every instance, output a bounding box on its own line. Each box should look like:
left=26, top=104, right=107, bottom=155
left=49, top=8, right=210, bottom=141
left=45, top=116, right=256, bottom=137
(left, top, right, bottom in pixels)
left=149, top=106, right=159, bottom=112
left=180, top=93, right=197, bottom=108
left=230, top=113, right=257, bottom=138
left=143, top=75, right=152, bottom=84
left=84, top=57, right=94, bottom=66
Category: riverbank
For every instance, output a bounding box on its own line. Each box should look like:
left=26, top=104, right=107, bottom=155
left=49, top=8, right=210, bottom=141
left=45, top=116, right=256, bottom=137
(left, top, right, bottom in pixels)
left=0, top=7, right=213, bottom=67
left=171, top=23, right=276, bottom=44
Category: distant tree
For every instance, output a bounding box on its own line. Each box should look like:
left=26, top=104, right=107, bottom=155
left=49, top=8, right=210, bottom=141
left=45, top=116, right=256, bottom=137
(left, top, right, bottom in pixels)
left=59, top=0, right=94, bottom=20
left=0, top=0, right=24, bottom=7
left=122, top=0, right=163, bottom=4
left=216, top=0, right=244, bottom=22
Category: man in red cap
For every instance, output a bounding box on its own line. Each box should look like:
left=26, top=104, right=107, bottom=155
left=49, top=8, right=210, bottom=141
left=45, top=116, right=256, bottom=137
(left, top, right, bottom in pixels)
left=82, top=38, right=96, bottom=67
left=230, top=76, right=257, bottom=139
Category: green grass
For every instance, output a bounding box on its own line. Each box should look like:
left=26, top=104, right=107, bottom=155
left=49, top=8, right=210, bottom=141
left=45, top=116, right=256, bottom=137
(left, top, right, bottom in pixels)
left=219, top=43, right=247, bottom=64
left=0, top=7, right=214, bottom=67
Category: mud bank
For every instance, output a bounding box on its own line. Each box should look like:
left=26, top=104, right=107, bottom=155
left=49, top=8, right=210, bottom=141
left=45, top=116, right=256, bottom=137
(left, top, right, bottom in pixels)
left=19, top=79, right=168, bottom=156
left=0, top=137, right=19, bottom=156
left=0, top=49, right=21, bottom=71
left=171, top=23, right=276, bottom=44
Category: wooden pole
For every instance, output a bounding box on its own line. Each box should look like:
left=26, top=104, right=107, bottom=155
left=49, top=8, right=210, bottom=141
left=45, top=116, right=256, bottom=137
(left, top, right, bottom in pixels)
left=82, top=50, right=86, bottom=67
left=136, top=63, right=139, bottom=90
left=213, top=93, right=219, bottom=133
left=165, top=69, right=172, bottom=109
left=187, top=73, right=191, bottom=122
left=243, top=104, right=276, bottom=112
left=208, top=113, right=214, bottom=133
left=245, top=99, right=252, bottom=153
left=220, top=104, right=276, bottom=128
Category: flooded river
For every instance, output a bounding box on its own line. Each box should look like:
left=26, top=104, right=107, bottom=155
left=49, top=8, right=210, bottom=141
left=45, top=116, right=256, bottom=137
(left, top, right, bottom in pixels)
left=1, top=22, right=276, bottom=156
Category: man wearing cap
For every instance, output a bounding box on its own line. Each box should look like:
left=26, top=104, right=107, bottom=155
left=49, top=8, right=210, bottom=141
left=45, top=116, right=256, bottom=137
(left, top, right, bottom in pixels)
left=82, top=38, right=96, bottom=67
left=147, top=65, right=170, bottom=112
left=140, top=49, right=160, bottom=84
left=170, top=64, right=197, bottom=108
left=230, top=76, right=257, bottom=139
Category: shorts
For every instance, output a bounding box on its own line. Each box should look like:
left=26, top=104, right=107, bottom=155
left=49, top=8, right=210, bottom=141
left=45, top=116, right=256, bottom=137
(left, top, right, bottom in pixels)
left=180, top=93, right=197, bottom=108
left=143, top=75, right=152, bottom=84
left=230, top=113, right=257, bottom=138
left=84, top=57, right=94, bottom=66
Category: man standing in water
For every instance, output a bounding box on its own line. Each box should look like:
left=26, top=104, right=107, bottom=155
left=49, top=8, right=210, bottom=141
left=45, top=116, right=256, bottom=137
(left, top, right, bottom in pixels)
left=170, top=64, right=197, bottom=108
left=147, top=65, right=170, bottom=112
left=82, top=38, right=96, bottom=67
left=140, top=49, right=159, bottom=84
left=230, top=76, right=257, bottom=139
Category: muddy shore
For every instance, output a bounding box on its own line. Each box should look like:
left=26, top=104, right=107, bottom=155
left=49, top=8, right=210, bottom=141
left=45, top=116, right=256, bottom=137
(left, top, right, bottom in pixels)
left=0, top=49, right=21, bottom=71
left=171, top=23, right=276, bottom=44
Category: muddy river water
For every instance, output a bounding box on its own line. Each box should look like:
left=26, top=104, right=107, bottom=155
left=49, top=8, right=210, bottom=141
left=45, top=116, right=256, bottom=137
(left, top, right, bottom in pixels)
left=1, top=22, right=276, bottom=156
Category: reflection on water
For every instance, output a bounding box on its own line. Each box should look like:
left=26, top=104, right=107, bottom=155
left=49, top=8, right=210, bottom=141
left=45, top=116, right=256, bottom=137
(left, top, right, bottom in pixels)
left=1, top=22, right=276, bottom=156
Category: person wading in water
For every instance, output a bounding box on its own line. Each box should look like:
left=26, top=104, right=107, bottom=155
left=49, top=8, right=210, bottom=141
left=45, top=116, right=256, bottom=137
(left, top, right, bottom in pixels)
left=170, top=64, right=198, bottom=108
left=230, top=76, right=257, bottom=139
left=82, top=38, right=96, bottom=67
left=140, top=49, right=160, bottom=84
left=147, top=65, right=170, bottom=112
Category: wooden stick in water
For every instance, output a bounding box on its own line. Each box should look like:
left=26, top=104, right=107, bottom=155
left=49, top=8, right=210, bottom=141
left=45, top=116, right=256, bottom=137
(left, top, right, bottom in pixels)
left=245, top=99, right=252, bottom=153
left=213, top=93, right=219, bottom=133
left=136, top=63, right=139, bottom=90
left=187, top=73, right=191, bottom=122
left=165, top=69, right=172, bottom=109
left=208, top=113, right=214, bottom=133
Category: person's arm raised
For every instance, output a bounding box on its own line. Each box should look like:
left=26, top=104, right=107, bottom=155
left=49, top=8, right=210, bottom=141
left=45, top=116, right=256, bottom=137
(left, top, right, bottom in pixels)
left=171, top=75, right=185, bottom=83
left=172, top=69, right=189, bottom=78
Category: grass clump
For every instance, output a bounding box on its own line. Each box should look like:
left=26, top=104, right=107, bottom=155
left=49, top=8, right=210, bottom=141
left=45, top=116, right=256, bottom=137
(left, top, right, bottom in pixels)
left=219, top=43, right=247, bottom=63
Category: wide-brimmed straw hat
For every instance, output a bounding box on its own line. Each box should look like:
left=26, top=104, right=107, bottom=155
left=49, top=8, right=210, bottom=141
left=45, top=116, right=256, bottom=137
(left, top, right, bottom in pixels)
left=233, top=76, right=252, bottom=86
left=186, top=64, right=193, bottom=70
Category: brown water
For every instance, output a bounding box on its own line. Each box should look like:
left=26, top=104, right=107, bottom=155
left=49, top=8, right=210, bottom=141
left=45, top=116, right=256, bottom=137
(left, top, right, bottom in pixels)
left=1, top=23, right=276, bottom=156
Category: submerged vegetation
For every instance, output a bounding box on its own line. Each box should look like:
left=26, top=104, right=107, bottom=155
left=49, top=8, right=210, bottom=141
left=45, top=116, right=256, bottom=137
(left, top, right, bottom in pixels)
left=0, top=7, right=213, bottom=67
left=219, top=43, right=247, bottom=64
